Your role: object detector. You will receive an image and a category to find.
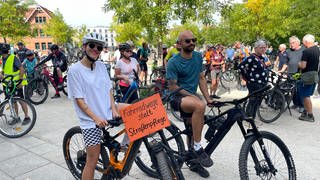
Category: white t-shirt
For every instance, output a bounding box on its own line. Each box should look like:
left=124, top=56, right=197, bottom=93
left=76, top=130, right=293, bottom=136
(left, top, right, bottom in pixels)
left=67, top=61, right=113, bottom=129
left=100, top=51, right=110, bottom=62
left=114, top=50, right=121, bottom=62
left=115, top=57, right=139, bottom=85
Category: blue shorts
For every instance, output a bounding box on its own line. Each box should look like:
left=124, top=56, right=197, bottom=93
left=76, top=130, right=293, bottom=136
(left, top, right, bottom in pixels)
left=300, top=84, right=316, bottom=98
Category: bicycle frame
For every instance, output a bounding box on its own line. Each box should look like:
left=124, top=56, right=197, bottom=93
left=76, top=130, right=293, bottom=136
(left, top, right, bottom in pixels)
left=41, top=65, right=59, bottom=90
left=100, top=127, right=143, bottom=178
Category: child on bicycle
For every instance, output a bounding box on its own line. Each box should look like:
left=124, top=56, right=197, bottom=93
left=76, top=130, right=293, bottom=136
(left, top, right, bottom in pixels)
left=68, top=32, right=128, bottom=180
left=22, top=50, right=38, bottom=80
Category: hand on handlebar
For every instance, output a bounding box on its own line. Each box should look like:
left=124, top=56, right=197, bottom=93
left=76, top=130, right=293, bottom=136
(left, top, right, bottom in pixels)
left=94, top=117, right=108, bottom=128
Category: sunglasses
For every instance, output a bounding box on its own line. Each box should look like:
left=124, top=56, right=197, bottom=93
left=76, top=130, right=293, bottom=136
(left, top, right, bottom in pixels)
left=125, top=50, right=132, bottom=53
left=88, top=43, right=103, bottom=51
left=184, top=38, right=197, bottom=44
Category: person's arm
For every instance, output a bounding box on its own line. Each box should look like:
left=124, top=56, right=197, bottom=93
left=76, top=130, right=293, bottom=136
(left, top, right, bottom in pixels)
left=278, top=64, right=287, bottom=73
left=299, top=50, right=308, bottom=70
left=37, top=53, right=52, bottom=67
left=109, top=89, right=119, bottom=117
left=75, top=98, right=108, bottom=127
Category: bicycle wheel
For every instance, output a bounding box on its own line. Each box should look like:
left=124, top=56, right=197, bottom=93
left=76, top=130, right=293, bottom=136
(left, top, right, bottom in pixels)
left=0, top=97, right=37, bottom=138
left=220, top=70, right=238, bottom=90
left=239, top=131, right=296, bottom=180
left=257, top=88, right=285, bottom=123
left=135, top=124, right=185, bottom=178
left=62, top=75, right=68, bottom=96
left=149, top=70, right=158, bottom=84
left=63, top=126, right=109, bottom=180
left=26, top=78, right=49, bottom=105
left=155, top=149, right=175, bottom=180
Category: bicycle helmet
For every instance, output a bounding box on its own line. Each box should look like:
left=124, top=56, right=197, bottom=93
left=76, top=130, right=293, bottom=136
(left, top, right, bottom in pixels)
left=0, top=43, right=10, bottom=53
left=50, top=44, right=59, bottom=51
left=118, top=43, right=131, bottom=51
left=26, top=50, right=34, bottom=56
left=82, top=32, right=106, bottom=46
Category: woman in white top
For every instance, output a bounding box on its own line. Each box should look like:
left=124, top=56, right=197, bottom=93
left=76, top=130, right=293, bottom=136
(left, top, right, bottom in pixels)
left=115, top=43, right=140, bottom=103
left=68, top=32, right=127, bottom=180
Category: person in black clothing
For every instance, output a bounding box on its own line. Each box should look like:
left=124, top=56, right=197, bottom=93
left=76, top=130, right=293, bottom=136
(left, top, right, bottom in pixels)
left=37, top=44, right=68, bottom=98
left=298, top=34, right=320, bottom=122
left=16, top=42, right=29, bottom=62
left=238, top=40, right=268, bottom=118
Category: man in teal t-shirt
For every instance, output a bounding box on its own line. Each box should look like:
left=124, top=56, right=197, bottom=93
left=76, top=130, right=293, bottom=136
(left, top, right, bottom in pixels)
left=138, top=42, right=149, bottom=85
left=166, top=30, right=213, bottom=177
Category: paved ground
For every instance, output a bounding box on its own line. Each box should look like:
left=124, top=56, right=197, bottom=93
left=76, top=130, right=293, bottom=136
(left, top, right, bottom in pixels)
left=0, top=86, right=320, bottom=180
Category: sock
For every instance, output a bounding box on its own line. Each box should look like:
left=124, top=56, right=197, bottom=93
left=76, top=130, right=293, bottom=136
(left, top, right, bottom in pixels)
left=193, top=141, right=201, bottom=151
left=59, top=77, right=63, bottom=83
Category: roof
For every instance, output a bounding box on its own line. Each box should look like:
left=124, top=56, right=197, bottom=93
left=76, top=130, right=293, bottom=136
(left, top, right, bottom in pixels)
left=25, top=5, right=53, bottom=22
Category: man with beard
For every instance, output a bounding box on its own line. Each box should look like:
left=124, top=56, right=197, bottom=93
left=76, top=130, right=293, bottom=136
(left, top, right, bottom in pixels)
left=166, top=30, right=213, bottom=178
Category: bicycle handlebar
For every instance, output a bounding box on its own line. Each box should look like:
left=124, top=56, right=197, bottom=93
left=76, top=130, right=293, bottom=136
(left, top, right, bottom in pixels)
left=1, top=75, right=23, bottom=96
left=210, top=85, right=272, bottom=108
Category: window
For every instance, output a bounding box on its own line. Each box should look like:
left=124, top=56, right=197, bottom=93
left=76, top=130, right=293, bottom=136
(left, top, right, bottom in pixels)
left=39, top=17, right=43, bottom=23
left=105, top=38, right=108, bottom=42
left=41, top=42, right=46, bottom=50
left=48, top=42, right=52, bottom=49
left=35, top=17, right=39, bottom=23
left=40, top=29, right=44, bottom=37
left=43, top=17, right=46, bottom=23
left=105, top=29, right=108, bottom=33
left=35, top=43, right=40, bottom=50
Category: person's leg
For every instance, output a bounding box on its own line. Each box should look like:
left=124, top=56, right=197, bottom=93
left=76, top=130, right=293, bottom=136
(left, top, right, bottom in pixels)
left=56, top=67, right=63, bottom=83
left=82, top=144, right=100, bottom=180
left=299, top=84, right=315, bottom=122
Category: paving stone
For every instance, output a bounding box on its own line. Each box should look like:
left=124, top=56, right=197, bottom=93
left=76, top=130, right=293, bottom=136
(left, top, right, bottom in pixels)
left=29, top=143, right=59, bottom=156
left=9, top=135, right=46, bottom=149
left=0, top=152, right=49, bottom=177
left=0, top=170, right=13, bottom=180
left=15, top=163, right=74, bottom=180
left=0, top=142, right=27, bottom=161
left=41, top=149, right=65, bottom=165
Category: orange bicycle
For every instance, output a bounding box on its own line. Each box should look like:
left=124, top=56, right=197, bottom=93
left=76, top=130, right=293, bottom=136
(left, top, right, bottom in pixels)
left=63, top=118, right=185, bottom=180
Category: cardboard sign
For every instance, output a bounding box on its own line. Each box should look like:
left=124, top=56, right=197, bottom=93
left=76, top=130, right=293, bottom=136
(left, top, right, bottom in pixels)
left=120, top=93, right=170, bottom=142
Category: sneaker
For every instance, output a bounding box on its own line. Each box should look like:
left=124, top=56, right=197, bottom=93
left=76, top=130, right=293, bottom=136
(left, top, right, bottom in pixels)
left=290, top=105, right=298, bottom=109
left=188, top=160, right=210, bottom=178
left=194, top=148, right=213, bottom=167
left=184, top=151, right=210, bottom=178
left=51, top=94, right=61, bottom=99
left=8, top=117, right=21, bottom=126
left=210, top=94, right=221, bottom=99
left=298, top=113, right=315, bottom=122
left=22, top=117, right=31, bottom=126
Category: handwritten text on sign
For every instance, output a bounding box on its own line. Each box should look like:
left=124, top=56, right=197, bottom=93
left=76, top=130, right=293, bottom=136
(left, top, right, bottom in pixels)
left=120, top=93, right=170, bottom=142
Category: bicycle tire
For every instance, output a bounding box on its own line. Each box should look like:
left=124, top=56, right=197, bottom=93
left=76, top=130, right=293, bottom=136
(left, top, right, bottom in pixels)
left=257, top=88, right=285, bottom=123
left=135, top=124, right=185, bottom=178
left=26, top=78, right=49, bottom=105
left=155, top=149, right=175, bottom=180
left=149, top=71, right=158, bottom=84
left=220, top=70, right=239, bottom=90
left=63, top=126, right=109, bottom=180
left=239, top=131, right=296, bottom=180
left=62, top=75, right=68, bottom=96
left=170, top=104, right=184, bottom=122
left=0, top=97, right=37, bottom=138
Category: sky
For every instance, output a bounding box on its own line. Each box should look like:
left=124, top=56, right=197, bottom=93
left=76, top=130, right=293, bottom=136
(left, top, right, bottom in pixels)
left=35, top=0, right=114, bottom=27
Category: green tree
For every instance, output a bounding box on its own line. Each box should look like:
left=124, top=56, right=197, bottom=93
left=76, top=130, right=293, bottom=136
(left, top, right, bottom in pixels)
left=104, top=0, right=226, bottom=59
left=110, top=16, right=143, bottom=46
left=43, top=10, right=74, bottom=45
left=0, top=0, right=31, bottom=43
left=73, top=24, right=88, bottom=47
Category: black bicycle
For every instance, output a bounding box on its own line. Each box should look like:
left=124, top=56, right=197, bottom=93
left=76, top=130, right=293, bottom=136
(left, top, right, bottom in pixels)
left=137, top=85, right=297, bottom=179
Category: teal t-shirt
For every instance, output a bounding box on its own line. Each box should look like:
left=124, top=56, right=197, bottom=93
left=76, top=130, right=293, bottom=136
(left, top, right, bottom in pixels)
left=166, top=51, right=203, bottom=94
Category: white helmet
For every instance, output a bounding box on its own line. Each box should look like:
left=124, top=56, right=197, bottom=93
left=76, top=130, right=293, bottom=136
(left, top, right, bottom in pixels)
left=82, top=32, right=106, bottom=46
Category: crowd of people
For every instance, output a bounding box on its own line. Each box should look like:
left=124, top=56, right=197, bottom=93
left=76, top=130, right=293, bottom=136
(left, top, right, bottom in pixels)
left=1, top=30, right=319, bottom=179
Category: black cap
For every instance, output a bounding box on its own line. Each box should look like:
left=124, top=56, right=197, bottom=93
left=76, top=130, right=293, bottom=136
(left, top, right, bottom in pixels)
left=17, top=42, right=24, bottom=46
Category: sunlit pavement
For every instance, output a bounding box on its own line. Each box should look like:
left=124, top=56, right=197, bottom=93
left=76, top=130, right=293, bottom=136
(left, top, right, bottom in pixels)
left=0, top=86, right=319, bottom=180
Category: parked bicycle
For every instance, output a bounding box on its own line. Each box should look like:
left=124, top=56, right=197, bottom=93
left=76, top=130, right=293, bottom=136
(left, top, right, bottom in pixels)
left=0, top=75, right=37, bottom=138
left=137, top=85, right=297, bottom=179
left=63, top=116, right=185, bottom=180
left=25, top=63, right=68, bottom=105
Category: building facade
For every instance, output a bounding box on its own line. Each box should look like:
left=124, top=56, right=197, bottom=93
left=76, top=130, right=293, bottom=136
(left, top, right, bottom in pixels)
left=23, top=5, right=54, bottom=54
left=86, top=26, right=117, bottom=49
